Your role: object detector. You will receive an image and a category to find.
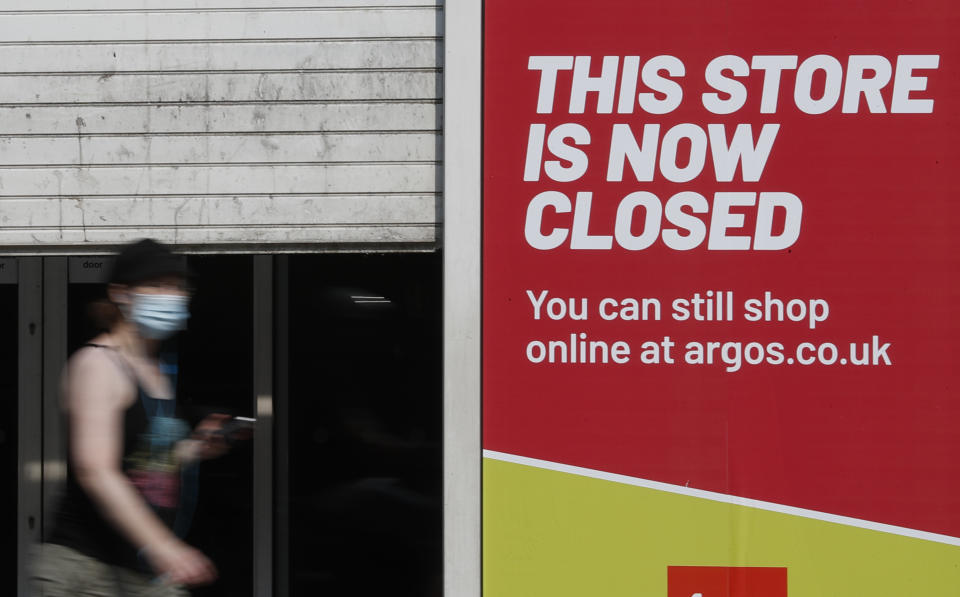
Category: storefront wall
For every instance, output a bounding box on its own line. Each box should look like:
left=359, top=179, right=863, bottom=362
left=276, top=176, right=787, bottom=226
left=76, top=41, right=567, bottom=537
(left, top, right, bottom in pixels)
left=4, top=3, right=461, bottom=597
left=0, top=0, right=441, bottom=253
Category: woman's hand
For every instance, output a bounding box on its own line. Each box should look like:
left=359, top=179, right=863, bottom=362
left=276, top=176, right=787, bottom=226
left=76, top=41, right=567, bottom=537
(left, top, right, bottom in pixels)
left=142, top=538, right=218, bottom=586
left=191, top=413, right=232, bottom=460
left=177, top=413, right=233, bottom=464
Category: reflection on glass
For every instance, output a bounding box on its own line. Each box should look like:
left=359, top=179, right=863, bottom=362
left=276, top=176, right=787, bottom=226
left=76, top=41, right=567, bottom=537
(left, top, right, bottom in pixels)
left=287, top=253, right=442, bottom=596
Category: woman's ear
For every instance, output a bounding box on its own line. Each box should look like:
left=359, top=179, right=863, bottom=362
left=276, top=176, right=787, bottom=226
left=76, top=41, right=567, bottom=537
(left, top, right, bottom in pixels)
left=107, top=283, right=130, bottom=308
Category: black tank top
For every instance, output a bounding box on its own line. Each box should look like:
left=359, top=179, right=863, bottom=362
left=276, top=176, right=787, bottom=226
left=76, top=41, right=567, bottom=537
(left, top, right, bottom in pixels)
left=47, top=344, right=190, bottom=571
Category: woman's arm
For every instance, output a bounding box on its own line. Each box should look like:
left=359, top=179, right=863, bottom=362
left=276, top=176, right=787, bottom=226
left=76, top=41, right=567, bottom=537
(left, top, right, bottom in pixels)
left=65, top=348, right=217, bottom=586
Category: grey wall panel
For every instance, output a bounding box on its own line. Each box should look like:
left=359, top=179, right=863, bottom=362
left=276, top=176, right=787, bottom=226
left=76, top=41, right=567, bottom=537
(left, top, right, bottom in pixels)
left=15, top=0, right=440, bottom=8
left=0, top=40, right=440, bottom=73
left=0, top=72, right=439, bottom=104
left=0, top=2, right=444, bottom=251
left=0, top=103, right=439, bottom=135
left=0, top=164, right=437, bottom=195
left=0, top=195, right=437, bottom=227
left=0, top=133, right=438, bottom=165
left=0, top=9, right=440, bottom=42
left=0, top=224, right=437, bottom=247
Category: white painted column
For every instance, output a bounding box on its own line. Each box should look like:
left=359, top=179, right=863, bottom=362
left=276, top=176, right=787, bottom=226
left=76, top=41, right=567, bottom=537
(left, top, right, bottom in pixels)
left=443, top=1, right=482, bottom=595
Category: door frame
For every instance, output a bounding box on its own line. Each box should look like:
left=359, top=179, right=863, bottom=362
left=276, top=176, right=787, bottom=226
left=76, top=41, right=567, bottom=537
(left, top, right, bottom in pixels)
left=17, top=257, right=41, bottom=597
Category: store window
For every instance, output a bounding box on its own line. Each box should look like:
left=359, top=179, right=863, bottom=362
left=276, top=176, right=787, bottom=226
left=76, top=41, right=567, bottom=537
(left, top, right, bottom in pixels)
left=16, top=251, right=442, bottom=597
left=282, top=252, right=443, bottom=596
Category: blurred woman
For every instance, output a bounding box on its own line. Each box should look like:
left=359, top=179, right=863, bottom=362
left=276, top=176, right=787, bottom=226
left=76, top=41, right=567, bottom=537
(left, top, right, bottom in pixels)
left=33, top=238, right=227, bottom=596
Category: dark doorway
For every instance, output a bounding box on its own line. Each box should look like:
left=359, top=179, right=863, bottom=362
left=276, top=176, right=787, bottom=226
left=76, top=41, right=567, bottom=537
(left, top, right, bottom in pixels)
left=283, top=252, right=443, bottom=597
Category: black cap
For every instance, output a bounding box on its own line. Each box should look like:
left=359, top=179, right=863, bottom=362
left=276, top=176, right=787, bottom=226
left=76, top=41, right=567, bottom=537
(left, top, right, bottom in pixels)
left=107, top=238, right=191, bottom=286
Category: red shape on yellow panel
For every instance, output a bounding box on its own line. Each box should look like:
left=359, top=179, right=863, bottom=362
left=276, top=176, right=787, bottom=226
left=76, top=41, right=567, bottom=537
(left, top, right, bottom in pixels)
left=668, top=566, right=787, bottom=597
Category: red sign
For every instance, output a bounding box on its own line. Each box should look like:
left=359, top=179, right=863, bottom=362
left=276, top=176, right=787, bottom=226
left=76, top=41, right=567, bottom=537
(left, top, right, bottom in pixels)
left=668, top=567, right=787, bottom=597
left=484, top=0, right=960, bottom=538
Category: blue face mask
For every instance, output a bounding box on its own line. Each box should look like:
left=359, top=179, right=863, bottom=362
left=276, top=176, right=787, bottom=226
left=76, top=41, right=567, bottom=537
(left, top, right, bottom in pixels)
left=129, top=293, right=190, bottom=339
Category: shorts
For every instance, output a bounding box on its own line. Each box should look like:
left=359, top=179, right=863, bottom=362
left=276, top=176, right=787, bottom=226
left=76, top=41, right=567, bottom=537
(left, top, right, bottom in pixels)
left=31, top=543, right=189, bottom=597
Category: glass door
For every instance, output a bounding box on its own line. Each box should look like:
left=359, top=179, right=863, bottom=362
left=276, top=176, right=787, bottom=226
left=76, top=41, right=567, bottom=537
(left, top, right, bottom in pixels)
left=36, top=254, right=256, bottom=597
left=280, top=253, right=443, bottom=597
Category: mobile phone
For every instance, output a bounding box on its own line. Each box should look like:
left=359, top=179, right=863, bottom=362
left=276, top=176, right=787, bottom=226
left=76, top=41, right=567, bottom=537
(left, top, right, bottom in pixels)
left=218, top=416, right=255, bottom=439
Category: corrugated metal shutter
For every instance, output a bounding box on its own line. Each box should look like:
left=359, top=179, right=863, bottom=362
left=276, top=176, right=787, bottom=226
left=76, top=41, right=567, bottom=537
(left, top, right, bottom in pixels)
left=0, top=1, right=442, bottom=252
